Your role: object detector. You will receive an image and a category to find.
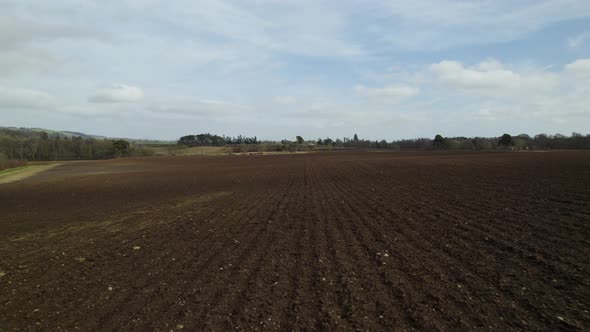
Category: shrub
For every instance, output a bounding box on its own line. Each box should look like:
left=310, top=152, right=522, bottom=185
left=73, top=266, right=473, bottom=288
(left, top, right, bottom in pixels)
left=247, top=144, right=259, bottom=153
left=498, top=134, right=514, bottom=147
left=113, top=140, right=131, bottom=157
left=433, top=134, right=447, bottom=149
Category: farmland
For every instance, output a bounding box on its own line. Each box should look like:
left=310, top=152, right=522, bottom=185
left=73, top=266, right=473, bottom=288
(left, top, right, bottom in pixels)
left=1, top=151, right=589, bottom=330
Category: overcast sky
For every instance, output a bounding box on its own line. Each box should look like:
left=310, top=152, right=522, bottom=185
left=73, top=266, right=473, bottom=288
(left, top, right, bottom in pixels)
left=1, top=0, right=589, bottom=140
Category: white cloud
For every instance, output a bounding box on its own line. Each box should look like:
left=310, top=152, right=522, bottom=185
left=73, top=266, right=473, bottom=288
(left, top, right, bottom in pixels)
left=568, top=32, right=588, bottom=49
left=430, top=60, right=557, bottom=96
left=148, top=97, right=252, bottom=116
left=158, top=0, right=363, bottom=57
left=431, top=60, right=519, bottom=90
left=0, top=48, right=62, bottom=75
left=274, top=96, right=296, bottom=104
left=0, top=86, right=58, bottom=109
left=88, top=84, right=144, bottom=103
left=0, top=86, right=132, bottom=116
left=475, top=59, right=505, bottom=71
left=354, top=84, right=419, bottom=101
left=0, top=13, right=107, bottom=76
left=419, top=58, right=590, bottom=129
left=565, top=58, right=590, bottom=75
left=0, top=16, right=104, bottom=50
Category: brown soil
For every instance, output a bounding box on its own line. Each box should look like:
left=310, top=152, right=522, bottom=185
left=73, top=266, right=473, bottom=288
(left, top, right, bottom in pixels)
left=1, top=151, right=589, bottom=330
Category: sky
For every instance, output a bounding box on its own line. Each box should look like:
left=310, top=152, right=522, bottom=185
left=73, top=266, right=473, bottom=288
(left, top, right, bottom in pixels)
left=0, top=0, right=589, bottom=141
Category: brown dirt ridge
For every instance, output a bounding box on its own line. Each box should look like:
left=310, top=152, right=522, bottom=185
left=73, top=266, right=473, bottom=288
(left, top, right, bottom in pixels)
left=1, top=151, right=589, bottom=330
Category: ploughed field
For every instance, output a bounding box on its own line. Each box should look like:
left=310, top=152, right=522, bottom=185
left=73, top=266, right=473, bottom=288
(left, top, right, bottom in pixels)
left=1, top=151, right=589, bottom=330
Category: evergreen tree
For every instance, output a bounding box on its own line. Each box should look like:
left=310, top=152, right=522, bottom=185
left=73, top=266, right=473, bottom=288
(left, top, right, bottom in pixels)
left=498, top=134, right=514, bottom=147
left=433, top=134, right=446, bottom=148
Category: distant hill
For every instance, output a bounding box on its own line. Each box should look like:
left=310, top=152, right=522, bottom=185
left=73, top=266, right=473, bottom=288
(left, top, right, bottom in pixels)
left=27, top=128, right=106, bottom=139
left=0, top=127, right=175, bottom=145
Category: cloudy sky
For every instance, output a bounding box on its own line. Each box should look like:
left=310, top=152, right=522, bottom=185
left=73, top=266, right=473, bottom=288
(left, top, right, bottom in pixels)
left=1, top=0, right=589, bottom=140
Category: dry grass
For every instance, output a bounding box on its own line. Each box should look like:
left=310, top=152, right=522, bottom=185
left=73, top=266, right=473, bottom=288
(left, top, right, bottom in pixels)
left=144, top=145, right=314, bottom=156
left=175, top=146, right=233, bottom=156
left=0, top=163, right=62, bottom=185
left=144, top=146, right=233, bottom=156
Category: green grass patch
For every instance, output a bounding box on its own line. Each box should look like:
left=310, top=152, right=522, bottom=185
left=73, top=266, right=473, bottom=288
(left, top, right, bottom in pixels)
left=0, top=165, right=30, bottom=175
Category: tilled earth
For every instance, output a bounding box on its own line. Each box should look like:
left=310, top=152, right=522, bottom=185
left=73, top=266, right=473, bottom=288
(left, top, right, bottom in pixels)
left=1, top=151, right=589, bottom=330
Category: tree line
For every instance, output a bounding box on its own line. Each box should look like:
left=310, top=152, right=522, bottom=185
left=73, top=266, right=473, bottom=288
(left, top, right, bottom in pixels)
left=0, top=128, right=132, bottom=161
left=419, top=133, right=590, bottom=151
left=292, top=132, right=590, bottom=151
left=178, top=133, right=259, bottom=146
left=4, top=128, right=590, bottom=163
left=179, top=132, right=590, bottom=151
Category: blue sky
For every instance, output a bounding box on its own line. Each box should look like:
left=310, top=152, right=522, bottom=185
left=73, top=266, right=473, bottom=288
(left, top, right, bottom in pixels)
left=0, top=0, right=589, bottom=140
